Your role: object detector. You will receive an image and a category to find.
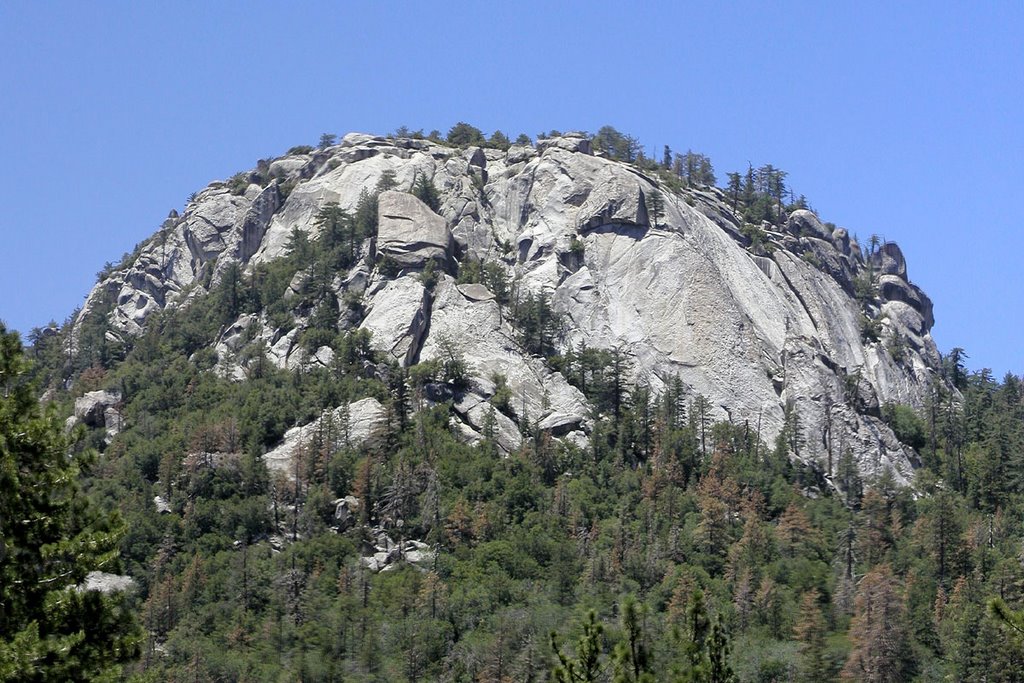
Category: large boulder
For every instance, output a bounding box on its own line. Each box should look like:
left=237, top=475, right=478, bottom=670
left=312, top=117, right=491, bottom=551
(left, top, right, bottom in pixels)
left=537, top=133, right=593, bottom=155
left=786, top=209, right=831, bottom=240
left=74, top=390, right=121, bottom=430
left=878, top=275, right=934, bottom=329
left=268, top=156, right=308, bottom=180
left=79, top=571, right=136, bottom=594
left=182, top=188, right=247, bottom=264
left=871, top=241, right=908, bottom=279
left=576, top=174, right=648, bottom=230
left=376, top=190, right=452, bottom=268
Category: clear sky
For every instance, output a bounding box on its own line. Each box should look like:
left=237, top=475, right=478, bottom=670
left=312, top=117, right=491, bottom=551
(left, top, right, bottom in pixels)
left=1, top=2, right=1020, bottom=376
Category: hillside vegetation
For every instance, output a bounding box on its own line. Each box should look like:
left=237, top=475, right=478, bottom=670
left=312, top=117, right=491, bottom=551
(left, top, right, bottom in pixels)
left=12, top=124, right=1024, bottom=682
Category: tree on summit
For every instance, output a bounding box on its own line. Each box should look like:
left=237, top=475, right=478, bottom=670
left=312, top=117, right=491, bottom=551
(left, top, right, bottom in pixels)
left=446, top=122, right=485, bottom=147
left=592, top=125, right=641, bottom=162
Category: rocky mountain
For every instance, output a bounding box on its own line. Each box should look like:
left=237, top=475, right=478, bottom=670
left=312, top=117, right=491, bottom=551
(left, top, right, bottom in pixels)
left=75, top=131, right=942, bottom=485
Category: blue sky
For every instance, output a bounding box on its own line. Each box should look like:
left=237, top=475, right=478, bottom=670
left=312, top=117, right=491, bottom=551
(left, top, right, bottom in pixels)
left=1, top=2, right=1020, bottom=376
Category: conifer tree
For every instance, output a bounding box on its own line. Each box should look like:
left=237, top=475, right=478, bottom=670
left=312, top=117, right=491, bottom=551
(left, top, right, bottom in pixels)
left=794, top=590, right=829, bottom=682
left=841, top=564, right=913, bottom=682
left=646, top=189, right=664, bottom=229
left=613, top=596, right=654, bottom=683
left=0, top=324, right=139, bottom=680
left=551, top=610, right=605, bottom=683
left=412, top=174, right=441, bottom=212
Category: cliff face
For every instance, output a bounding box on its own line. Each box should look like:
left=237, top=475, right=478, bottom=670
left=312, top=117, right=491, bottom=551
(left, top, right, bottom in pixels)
left=79, top=132, right=942, bottom=484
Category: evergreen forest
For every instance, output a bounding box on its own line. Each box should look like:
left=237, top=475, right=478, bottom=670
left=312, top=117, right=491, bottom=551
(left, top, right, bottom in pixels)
left=3, top=124, right=1024, bottom=682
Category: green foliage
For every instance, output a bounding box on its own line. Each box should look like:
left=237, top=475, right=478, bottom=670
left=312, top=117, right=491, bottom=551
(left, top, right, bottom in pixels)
left=314, top=201, right=361, bottom=270
left=859, top=313, right=882, bottom=343
left=881, top=402, right=927, bottom=450
left=740, top=223, right=769, bottom=254
left=726, top=163, right=791, bottom=226
left=487, top=129, right=511, bottom=150
left=592, top=125, right=641, bottom=162
left=646, top=189, right=665, bottom=229
left=510, top=287, right=562, bottom=358
left=0, top=324, right=140, bottom=680
left=435, top=335, right=469, bottom=390
left=672, top=150, right=717, bottom=187
left=378, top=255, right=401, bottom=278
left=375, top=169, right=397, bottom=192
left=412, top=173, right=440, bottom=212
left=419, top=257, right=439, bottom=290
left=612, top=596, right=654, bottom=682
left=457, top=258, right=511, bottom=305
left=551, top=610, right=605, bottom=683
left=227, top=171, right=249, bottom=195
left=49, top=293, right=1024, bottom=682
left=446, top=121, right=485, bottom=147
left=853, top=270, right=877, bottom=305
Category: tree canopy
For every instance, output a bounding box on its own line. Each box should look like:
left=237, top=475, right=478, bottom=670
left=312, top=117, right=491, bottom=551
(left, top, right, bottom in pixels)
left=0, top=324, right=139, bottom=680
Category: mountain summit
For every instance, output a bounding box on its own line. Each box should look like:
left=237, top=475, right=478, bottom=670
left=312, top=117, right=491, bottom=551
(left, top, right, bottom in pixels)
left=75, top=131, right=941, bottom=483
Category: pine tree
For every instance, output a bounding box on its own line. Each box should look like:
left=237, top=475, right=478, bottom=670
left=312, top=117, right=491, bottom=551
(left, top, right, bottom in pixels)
left=646, top=190, right=665, bottom=229
left=612, top=596, right=654, bottom=683
left=726, top=173, right=742, bottom=211
left=0, top=324, right=140, bottom=680
left=794, top=590, right=829, bottom=682
left=841, top=564, right=914, bottom=682
left=412, top=174, right=441, bottom=212
left=705, top=620, right=737, bottom=683
left=551, top=610, right=605, bottom=683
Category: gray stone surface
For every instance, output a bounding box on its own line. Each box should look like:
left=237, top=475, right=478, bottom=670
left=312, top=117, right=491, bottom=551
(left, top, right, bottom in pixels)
left=73, top=390, right=122, bottom=441
left=79, top=571, right=136, bottom=594
left=74, top=131, right=948, bottom=484
left=376, top=190, right=452, bottom=267
left=359, top=275, right=430, bottom=365
left=422, top=276, right=589, bottom=444
left=263, top=397, right=386, bottom=476
left=456, top=282, right=495, bottom=301
left=787, top=209, right=831, bottom=240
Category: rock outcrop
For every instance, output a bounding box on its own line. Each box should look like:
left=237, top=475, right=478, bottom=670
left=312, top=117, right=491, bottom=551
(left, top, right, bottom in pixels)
left=78, top=571, right=136, bottom=594
left=263, top=398, right=386, bottom=476
left=79, top=132, right=948, bottom=484
left=376, top=190, right=452, bottom=268
left=71, top=390, right=123, bottom=442
left=359, top=275, right=431, bottom=365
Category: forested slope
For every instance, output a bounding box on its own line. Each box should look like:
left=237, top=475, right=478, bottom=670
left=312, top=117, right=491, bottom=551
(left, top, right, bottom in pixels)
left=17, top=124, right=1024, bottom=681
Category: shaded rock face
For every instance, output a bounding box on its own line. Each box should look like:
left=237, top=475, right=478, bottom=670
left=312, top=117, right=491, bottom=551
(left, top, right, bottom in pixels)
left=83, top=132, right=948, bottom=484
left=787, top=209, right=831, bottom=240
left=872, top=241, right=907, bottom=278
